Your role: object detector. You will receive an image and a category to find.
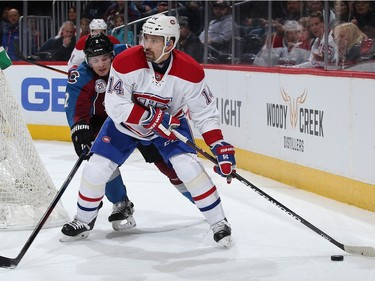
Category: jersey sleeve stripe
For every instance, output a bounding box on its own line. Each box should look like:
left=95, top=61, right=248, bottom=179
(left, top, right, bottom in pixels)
left=126, top=104, right=147, bottom=124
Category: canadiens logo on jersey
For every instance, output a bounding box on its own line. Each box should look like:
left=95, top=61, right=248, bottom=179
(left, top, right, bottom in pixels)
left=95, top=79, right=107, bottom=93
left=155, top=73, right=163, bottom=81
left=133, top=92, right=172, bottom=109
left=153, top=72, right=165, bottom=86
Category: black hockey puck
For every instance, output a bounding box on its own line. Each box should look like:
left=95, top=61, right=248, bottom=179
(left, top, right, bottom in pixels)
left=331, top=255, right=344, bottom=261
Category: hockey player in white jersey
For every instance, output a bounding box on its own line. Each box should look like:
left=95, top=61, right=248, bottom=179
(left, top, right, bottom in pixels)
left=67, top=19, right=121, bottom=70
left=61, top=14, right=236, bottom=247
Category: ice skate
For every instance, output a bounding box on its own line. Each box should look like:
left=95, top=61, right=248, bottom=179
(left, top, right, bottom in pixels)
left=60, top=201, right=102, bottom=242
left=60, top=216, right=97, bottom=242
left=108, top=197, right=136, bottom=231
left=212, top=219, right=233, bottom=248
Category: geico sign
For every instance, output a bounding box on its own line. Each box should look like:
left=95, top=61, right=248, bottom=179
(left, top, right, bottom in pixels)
left=21, top=77, right=67, bottom=112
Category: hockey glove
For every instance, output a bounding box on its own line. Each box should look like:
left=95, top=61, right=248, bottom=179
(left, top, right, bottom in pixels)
left=71, top=121, right=93, bottom=158
left=142, top=107, right=180, bottom=140
left=210, top=141, right=236, bottom=184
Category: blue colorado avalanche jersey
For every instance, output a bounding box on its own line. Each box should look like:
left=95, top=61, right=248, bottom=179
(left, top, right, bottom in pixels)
left=65, top=44, right=129, bottom=130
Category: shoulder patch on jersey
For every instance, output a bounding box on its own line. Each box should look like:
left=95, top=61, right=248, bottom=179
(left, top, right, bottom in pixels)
left=112, top=45, right=148, bottom=74
left=169, top=50, right=204, bottom=83
left=67, top=63, right=93, bottom=85
left=95, top=79, right=107, bottom=93
left=67, top=69, right=80, bottom=84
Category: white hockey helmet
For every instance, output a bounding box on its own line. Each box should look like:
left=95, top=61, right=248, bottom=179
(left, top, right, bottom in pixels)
left=142, top=14, right=180, bottom=49
left=89, top=19, right=107, bottom=35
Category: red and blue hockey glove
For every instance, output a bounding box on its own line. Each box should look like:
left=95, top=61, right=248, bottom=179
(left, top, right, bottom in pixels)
left=210, top=141, right=236, bottom=184
left=142, top=107, right=180, bottom=140
left=71, top=121, right=93, bottom=158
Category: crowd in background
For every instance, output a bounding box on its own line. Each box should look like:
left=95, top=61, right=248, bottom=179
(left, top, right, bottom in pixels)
left=1, top=0, right=375, bottom=71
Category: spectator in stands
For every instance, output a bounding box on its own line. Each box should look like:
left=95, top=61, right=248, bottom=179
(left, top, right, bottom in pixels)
left=269, top=1, right=306, bottom=49
left=269, top=1, right=309, bottom=50
left=272, top=1, right=306, bottom=30
left=199, top=1, right=237, bottom=54
left=112, top=14, right=134, bottom=45
left=252, top=1, right=305, bottom=55
left=1, top=6, right=10, bottom=24
left=50, top=21, right=76, bottom=61
left=152, top=1, right=169, bottom=14
left=176, top=1, right=204, bottom=36
left=112, top=14, right=124, bottom=42
left=27, top=17, right=41, bottom=53
left=0, top=6, right=10, bottom=40
left=39, top=21, right=73, bottom=54
left=282, top=20, right=303, bottom=51
left=1, top=8, right=20, bottom=61
left=333, top=22, right=375, bottom=68
left=254, top=20, right=309, bottom=67
left=79, top=18, right=90, bottom=38
left=306, top=0, right=336, bottom=29
left=82, top=1, right=113, bottom=20
left=68, top=6, right=77, bottom=23
left=134, top=1, right=154, bottom=18
left=104, top=0, right=126, bottom=33
left=333, top=1, right=352, bottom=26
left=104, top=1, right=141, bottom=33
left=37, top=32, right=59, bottom=56
left=351, top=1, right=375, bottom=39
left=140, top=1, right=171, bottom=18
left=239, top=1, right=268, bottom=38
left=298, top=17, right=313, bottom=50
left=295, top=11, right=337, bottom=68
left=177, top=16, right=203, bottom=63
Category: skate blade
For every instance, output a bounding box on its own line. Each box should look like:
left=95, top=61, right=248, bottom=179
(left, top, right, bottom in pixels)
left=59, top=231, right=90, bottom=242
left=112, top=216, right=136, bottom=231
left=218, top=235, right=234, bottom=248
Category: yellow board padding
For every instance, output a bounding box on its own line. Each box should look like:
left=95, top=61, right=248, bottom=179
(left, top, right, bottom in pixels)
left=28, top=124, right=71, bottom=141
left=28, top=125, right=375, bottom=212
left=194, top=139, right=375, bottom=212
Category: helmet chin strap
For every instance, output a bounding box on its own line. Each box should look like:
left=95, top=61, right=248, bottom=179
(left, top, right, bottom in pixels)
left=154, top=46, right=172, bottom=63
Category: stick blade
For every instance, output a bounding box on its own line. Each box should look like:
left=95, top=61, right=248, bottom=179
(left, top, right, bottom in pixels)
left=344, top=245, right=375, bottom=257
left=0, top=256, right=18, bottom=269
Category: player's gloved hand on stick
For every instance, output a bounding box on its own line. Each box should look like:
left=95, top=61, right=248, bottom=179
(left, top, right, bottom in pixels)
left=142, top=107, right=180, bottom=140
left=210, top=141, right=236, bottom=184
left=71, top=120, right=93, bottom=158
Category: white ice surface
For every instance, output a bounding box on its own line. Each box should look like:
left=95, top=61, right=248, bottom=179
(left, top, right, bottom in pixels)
left=1, top=140, right=375, bottom=281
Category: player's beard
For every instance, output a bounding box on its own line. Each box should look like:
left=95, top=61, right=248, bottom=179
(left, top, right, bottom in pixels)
left=144, top=49, right=155, bottom=62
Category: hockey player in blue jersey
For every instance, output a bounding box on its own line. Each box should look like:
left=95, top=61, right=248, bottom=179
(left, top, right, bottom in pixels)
left=62, top=33, right=193, bottom=241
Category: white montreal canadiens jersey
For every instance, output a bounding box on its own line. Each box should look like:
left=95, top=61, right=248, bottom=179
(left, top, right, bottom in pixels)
left=105, top=45, right=221, bottom=140
left=67, top=48, right=85, bottom=68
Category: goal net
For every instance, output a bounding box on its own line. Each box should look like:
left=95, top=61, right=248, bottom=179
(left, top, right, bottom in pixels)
left=0, top=70, right=69, bottom=230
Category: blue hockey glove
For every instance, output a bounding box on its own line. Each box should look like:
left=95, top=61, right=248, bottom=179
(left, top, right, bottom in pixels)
left=142, top=107, right=180, bottom=140
left=210, top=141, right=236, bottom=184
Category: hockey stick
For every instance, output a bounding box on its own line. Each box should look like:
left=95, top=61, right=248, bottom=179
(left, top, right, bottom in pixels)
left=172, top=129, right=375, bottom=257
left=13, top=42, right=68, bottom=75
left=0, top=151, right=87, bottom=269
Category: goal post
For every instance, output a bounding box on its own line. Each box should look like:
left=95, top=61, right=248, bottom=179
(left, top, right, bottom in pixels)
left=0, top=70, right=69, bottom=230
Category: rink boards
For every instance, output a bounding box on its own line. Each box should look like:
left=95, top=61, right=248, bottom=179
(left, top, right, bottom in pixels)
left=4, top=62, right=375, bottom=212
